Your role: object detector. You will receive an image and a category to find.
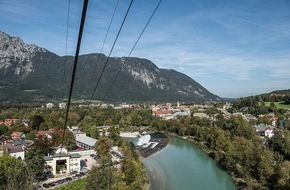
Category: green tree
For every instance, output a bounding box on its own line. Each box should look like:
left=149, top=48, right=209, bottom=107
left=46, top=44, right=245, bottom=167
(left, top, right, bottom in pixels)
left=0, top=153, right=33, bottom=190
left=39, top=122, right=49, bottom=130
left=205, top=107, right=219, bottom=116
left=0, top=124, right=8, bottom=135
left=274, top=160, right=290, bottom=190
left=25, top=147, right=45, bottom=180
left=270, top=130, right=290, bottom=159
left=86, top=164, right=113, bottom=190
left=25, top=130, right=36, bottom=140
left=269, top=101, right=277, bottom=113
left=285, top=95, right=290, bottom=104
left=63, top=131, right=76, bottom=150
left=34, top=136, right=51, bottom=155
left=68, top=112, right=80, bottom=126
left=256, top=149, right=275, bottom=185
left=228, top=116, right=254, bottom=140
left=86, top=125, right=99, bottom=139
left=109, top=126, right=120, bottom=145
left=215, top=114, right=226, bottom=128
left=31, top=115, right=45, bottom=130
left=95, top=136, right=112, bottom=159
left=85, top=166, right=99, bottom=190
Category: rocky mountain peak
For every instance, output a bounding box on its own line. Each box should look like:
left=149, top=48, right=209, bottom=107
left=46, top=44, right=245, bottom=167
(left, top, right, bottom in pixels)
left=0, top=31, right=47, bottom=76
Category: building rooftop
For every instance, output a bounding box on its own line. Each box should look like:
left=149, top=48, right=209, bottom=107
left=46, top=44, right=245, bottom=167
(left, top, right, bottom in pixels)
left=0, top=142, right=24, bottom=154
left=76, top=135, right=97, bottom=147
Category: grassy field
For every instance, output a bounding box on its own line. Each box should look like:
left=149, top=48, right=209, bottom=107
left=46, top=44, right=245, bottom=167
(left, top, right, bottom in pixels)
left=53, top=178, right=86, bottom=190
left=265, top=102, right=290, bottom=109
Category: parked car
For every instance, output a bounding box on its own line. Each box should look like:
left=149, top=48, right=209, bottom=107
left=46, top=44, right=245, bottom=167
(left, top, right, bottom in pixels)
left=70, top=170, right=78, bottom=175
left=42, top=183, right=49, bottom=188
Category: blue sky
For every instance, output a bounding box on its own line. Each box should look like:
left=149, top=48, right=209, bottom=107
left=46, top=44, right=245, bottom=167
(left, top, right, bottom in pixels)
left=1, top=0, right=290, bottom=98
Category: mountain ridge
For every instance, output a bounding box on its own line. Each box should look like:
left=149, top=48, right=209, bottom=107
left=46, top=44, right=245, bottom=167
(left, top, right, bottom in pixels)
left=0, top=31, right=221, bottom=102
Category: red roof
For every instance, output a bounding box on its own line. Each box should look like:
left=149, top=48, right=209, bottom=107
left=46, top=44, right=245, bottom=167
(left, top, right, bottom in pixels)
left=154, top=110, right=171, bottom=115
left=11, top=132, right=24, bottom=138
left=36, top=130, right=51, bottom=136
left=265, top=127, right=274, bottom=131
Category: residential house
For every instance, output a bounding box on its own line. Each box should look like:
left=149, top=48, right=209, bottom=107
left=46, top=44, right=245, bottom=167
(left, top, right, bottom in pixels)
left=265, top=127, right=275, bottom=138
left=36, top=130, right=52, bottom=140
left=11, top=132, right=25, bottom=140
left=0, top=140, right=29, bottom=160
left=120, top=103, right=131, bottom=108
left=97, top=126, right=111, bottom=136
left=253, top=124, right=275, bottom=138
left=270, top=116, right=279, bottom=126
left=153, top=109, right=172, bottom=118
left=5, top=119, right=19, bottom=127
left=59, top=103, right=66, bottom=109
left=46, top=103, right=54, bottom=108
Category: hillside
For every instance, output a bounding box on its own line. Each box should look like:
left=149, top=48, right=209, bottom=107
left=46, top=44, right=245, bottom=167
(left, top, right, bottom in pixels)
left=270, top=89, right=290, bottom=95
left=0, top=31, right=221, bottom=102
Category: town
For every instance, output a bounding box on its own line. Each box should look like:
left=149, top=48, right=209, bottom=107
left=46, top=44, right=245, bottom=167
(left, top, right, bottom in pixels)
left=0, top=95, right=290, bottom=189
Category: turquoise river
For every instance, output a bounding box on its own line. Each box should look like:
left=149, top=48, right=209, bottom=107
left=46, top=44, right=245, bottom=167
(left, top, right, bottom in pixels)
left=142, top=135, right=237, bottom=190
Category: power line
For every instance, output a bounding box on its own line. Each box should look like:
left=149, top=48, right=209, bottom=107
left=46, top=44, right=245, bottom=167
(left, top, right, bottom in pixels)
left=85, top=0, right=120, bottom=97
left=60, top=0, right=89, bottom=152
left=102, top=0, right=163, bottom=102
left=89, top=0, right=134, bottom=102
left=63, top=0, right=71, bottom=98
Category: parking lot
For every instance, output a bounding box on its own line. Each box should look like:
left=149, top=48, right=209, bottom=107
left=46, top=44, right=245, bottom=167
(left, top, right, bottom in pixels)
left=37, top=172, right=87, bottom=189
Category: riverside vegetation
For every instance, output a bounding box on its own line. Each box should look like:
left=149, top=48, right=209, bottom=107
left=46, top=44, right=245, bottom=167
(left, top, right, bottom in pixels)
left=0, top=94, right=290, bottom=189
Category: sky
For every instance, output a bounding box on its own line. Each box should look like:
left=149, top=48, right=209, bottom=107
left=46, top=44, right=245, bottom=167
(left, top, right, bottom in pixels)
left=1, top=0, right=290, bottom=98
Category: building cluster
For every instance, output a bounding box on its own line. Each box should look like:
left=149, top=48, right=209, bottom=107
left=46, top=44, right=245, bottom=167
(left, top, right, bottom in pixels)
left=44, top=102, right=66, bottom=109
left=0, top=119, right=100, bottom=176
left=0, top=118, right=124, bottom=178
left=218, top=104, right=287, bottom=140
left=151, top=102, right=191, bottom=120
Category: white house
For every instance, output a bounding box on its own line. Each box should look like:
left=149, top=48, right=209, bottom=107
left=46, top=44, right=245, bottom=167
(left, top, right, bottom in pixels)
left=265, top=127, right=275, bottom=138
left=46, top=103, right=54, bottom=108
left=253, top=124, right=275, bottom=138
left=44, top=146, right=81, bottom=175
left=59, top=103, right=66, bottom=109
left=0, top=141, right=26, bottom=160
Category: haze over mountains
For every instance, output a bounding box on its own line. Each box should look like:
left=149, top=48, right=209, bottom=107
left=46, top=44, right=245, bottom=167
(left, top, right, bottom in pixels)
left=0, top=31, right=221, bottom=102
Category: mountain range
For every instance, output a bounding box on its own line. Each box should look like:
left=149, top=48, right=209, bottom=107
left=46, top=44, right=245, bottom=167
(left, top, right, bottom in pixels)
left=0, top=31, right=221, bottom=102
